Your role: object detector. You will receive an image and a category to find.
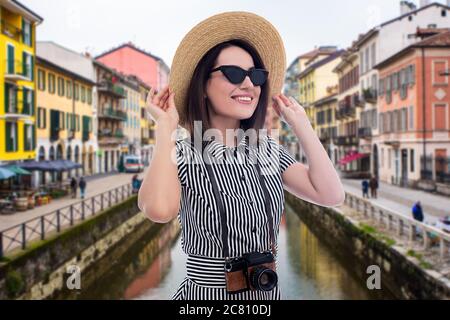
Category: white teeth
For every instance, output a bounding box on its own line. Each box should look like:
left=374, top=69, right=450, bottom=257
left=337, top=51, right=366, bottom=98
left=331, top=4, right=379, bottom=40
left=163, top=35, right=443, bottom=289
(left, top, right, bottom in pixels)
left=234, top=97, right=252, bottom=102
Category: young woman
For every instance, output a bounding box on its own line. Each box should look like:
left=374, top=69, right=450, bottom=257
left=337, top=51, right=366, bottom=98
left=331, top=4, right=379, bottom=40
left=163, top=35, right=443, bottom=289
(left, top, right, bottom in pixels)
left=138, top=11, right=345, bottom=300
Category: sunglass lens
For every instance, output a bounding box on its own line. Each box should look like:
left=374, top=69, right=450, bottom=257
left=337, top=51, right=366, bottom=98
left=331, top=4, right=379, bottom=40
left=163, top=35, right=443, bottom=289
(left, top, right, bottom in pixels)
left=222, top=66, right=246, bottom=84
left=250, top=70, right=268, bottom=86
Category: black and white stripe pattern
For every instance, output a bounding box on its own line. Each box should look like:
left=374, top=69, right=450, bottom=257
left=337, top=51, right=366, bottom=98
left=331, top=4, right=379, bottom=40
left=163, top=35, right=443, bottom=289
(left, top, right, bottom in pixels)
left=171, top=134, right=297, bottom=300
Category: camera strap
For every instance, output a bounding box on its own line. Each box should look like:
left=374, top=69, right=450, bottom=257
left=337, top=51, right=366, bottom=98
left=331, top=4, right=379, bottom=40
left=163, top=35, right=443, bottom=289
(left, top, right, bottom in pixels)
left=202, top=138, right=277, bottom=259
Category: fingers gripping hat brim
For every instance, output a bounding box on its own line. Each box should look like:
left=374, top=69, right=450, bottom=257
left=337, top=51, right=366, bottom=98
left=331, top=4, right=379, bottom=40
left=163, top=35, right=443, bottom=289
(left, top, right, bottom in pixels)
left=169, top=11, right=287, bottom=129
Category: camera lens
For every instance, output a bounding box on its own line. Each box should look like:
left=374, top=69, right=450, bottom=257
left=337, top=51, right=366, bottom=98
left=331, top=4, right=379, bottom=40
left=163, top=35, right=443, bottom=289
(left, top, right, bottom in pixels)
left=250, top=267, right=278, bottom=291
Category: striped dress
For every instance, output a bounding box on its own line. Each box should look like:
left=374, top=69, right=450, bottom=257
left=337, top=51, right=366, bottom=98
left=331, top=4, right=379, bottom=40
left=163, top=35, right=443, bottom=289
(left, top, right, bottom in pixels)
left=171, top=133, right=297, bottom=300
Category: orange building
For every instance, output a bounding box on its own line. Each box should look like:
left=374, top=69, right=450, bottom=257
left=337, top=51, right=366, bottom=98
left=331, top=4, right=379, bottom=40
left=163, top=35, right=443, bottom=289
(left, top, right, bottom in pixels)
left=374, top=28, right=450, bottom=192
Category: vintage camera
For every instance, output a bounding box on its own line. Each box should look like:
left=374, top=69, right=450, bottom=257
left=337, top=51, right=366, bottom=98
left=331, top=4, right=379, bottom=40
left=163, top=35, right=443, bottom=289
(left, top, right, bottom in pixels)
left=224, top=250, right=278, bottom=294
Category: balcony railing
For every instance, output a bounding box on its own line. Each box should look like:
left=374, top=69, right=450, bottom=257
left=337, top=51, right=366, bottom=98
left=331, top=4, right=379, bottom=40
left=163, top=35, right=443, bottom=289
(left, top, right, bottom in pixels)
left=1, top=20, right=22, bottom=42
left=4, top=100, right=33, bottom=117
left=333, top=136, right=358, bottom=146
left=98, top=107, right=127, bottom=121
left=358, top=127, right=372, bottom=138
left=4, top=60, right=32, bottom=80
left=82, top=131, right=90, bottom=142
left=362, top=88, right=377, bottom=104
left=98, top=80, right=127, bottom=98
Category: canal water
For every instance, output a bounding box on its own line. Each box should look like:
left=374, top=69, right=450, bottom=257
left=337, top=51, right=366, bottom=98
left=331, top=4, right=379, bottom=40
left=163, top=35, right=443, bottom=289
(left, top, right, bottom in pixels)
left=59, top=203, right=394, bottom=300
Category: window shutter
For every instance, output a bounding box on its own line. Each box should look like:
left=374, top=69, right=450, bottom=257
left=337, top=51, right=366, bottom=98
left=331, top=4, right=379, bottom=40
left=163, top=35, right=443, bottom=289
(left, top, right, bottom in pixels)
left=14, top=123, right=18, bottom=151
left=23, top=87, right=29, bottom=115
left=7, top=45, right=14, bottom=74
left=31, top=56, right=34, bottom=81
left=24, top=124, right=28, bottom=150
left=32, top=124, right=36, bottom=150
left=31, top=90, right=35, bottom=116
left=44, top=108, right=47, bottom=128
left=5, top=83, right=10, bottom=113
left=6, top=122, right=11, bottom=152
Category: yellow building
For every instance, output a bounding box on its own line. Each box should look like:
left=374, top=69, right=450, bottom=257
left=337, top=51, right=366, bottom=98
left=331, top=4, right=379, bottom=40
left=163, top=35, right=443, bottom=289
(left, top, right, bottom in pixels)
left=35, top=42, right=97, bottom=185
left=313, top=88, right=338, bottom=163
left=332, top=47, right=365, bottom=175
left=137, top=79, right=154, bottom=165
left=0, top=0, right=42, bottom=165
left=298, top=50, right=344, bottom=130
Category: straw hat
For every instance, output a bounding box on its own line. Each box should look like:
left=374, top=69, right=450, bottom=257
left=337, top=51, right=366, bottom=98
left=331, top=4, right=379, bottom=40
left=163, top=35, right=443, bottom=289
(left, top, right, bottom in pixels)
left=169, top=11, right=287, bottom=128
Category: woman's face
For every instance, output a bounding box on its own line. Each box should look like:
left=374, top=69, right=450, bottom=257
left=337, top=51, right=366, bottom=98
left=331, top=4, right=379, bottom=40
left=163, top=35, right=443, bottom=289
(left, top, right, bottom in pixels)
left=205, top=45, right=261, bottom=123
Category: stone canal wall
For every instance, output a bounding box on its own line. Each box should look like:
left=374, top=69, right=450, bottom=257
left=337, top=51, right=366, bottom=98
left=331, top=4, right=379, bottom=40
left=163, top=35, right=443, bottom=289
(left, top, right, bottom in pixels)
left=0, top=195, right=161, bottom=299
left=286, top=192, right=450, bottom=299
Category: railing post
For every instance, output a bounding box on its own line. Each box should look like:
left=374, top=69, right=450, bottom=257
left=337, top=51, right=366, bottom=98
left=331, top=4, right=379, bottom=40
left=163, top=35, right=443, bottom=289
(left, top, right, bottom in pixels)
left=116, top=188, right=119, bottom=204
left=101, top=193, right=104, bottom=211
left=70, top=205, right=74, bottom=226
left=0, top=232, right=3, bottom=258
left=109, top=190, right=112, bottom=207
left=440, top=239, right=445, bottom=261
left=41, top=216, right=45, bottom=240
left=92, top=197, right=95, bottom=215
left=423, top=230, right=430, bottom=250
left=81, top=200, right=85, bottom=220
left=22, top=223, right=26, bottom=249
left=398, top=219, right=403, bottom=237
left=409, top=223, right=415, bottom=243
left=122, top=186, right=125, bottom=201
left=56, top=210, right=61, bottom=232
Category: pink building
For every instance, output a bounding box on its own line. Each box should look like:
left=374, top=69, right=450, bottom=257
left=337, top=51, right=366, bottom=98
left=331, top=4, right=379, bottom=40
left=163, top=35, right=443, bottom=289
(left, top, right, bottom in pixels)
left=95, top=42, right=169, bottom=91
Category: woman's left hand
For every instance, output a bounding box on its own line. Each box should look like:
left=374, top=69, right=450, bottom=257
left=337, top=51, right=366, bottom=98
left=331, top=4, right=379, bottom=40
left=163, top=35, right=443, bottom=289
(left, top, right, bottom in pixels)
left=272, top=94, right=308, bottom=128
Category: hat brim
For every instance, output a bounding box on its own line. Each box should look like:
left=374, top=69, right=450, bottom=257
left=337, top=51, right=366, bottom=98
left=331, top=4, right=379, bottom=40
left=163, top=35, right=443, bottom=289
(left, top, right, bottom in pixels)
left=169, top=11, right=286, bottom=129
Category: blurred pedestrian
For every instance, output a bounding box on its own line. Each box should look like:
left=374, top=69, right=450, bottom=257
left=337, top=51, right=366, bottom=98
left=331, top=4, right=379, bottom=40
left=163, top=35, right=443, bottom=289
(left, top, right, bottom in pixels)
left=369, top=175, right=378, bottom=199
left=70, top=177, right=78, bottom=198
left=361, top=179, right=369, bottom=198
left=79, top=176, right=87, bottom=199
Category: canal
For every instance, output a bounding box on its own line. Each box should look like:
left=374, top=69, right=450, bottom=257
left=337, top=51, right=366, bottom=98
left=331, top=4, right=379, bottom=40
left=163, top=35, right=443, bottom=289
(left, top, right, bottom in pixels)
left=54, top=202, right=394, bottom=300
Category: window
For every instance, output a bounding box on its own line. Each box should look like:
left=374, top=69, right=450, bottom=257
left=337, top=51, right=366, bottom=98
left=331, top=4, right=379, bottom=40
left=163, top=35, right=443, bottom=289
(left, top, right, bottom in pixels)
left=81, top=86, right=86, bottom=103
left=442, top=9, right=447, bottom=17
left=76, top=115, right=80, bottom=131
left=24, top=124, right=35, bottom=151
left=360, top=52, right=364, bottom=75
left=38, top=69, right=46, bottom=91
left=22, top=19, right=32, bottom=46
left=410, top=149, right=415, bottom=172
left=388, top=149, right=391, bottom=169
left=87, top=88, right=92, bottom=104
left=409, top=106, right=414, bottom=129
left=434, top=104, right=447, bottom=130
left=408, top=65, right=416, bottom=85
left=5, top=121, right=18, bottom=152
left=365, top=47, right=370, bottom=72
left=37, top=107, right=47, bottom=129
left=74, top=83, right=79, bottom=101
left=58, top=77, right=65, bottom=96
left=48, top=73, right=56, bottom=94
left=66, top=80, right=72, bottom=98
left=59, top=111, right=65, bottom=130
left=22, top=52, right=33, bottom=79
left=371, top=43, right=376, bottom=68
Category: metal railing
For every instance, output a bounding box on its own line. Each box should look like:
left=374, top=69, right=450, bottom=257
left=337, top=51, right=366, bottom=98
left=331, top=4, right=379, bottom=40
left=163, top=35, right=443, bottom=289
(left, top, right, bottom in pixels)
left=344, top=192, right=450, bottom=261
left=0, top=183, right=133, bottom=258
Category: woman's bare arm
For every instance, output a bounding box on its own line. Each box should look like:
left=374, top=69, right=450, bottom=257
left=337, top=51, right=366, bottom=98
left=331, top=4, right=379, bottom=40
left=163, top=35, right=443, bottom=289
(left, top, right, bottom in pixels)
left=138, top=86, right=181, bottom=223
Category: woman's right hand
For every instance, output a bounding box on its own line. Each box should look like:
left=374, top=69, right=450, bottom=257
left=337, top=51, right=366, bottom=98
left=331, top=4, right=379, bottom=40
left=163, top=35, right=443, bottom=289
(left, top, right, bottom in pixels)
left=146, top=85, right=179, bottom=130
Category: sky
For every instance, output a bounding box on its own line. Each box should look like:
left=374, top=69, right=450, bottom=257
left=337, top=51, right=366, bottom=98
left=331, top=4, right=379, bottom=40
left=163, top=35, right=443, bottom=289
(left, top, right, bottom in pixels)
left=20, top=0, right=448, bottom=67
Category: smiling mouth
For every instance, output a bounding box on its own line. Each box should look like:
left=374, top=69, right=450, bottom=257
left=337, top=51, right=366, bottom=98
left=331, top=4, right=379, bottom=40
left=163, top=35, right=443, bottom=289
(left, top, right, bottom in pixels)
left=231, top=96, right=254, bottom=105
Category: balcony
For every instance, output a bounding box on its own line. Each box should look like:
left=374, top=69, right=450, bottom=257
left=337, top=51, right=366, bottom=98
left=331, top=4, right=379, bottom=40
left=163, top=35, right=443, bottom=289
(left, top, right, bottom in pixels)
left=50, top=128, right=60, bottom=142
left=358, top=127, right=373, bottom=138
left=4, top=60, right=32, bottom=82
left=98, top=128, right=125, bottom=145
left=1, top=20, right=22, bottom=42
left=362, top=88, right=377, bottom=104
left=333, top=136, right=358, bottom=146
left=352, top=93, right=363, bottom=108
left=98, top=80, right=127, bottom=99
left=82, top=131, right=90, bottom=142
left=336, top=105, right=356, bottom=120
left=98, top=107, right=127, bottom=121
left=3, top=100, right=33, bottom=119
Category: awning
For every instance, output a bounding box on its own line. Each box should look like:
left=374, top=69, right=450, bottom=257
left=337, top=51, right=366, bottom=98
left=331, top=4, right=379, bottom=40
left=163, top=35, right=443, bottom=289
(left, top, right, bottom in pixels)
left=0, top=167, right=16, bottom=180
left=17, top=160, right=82, bottom=172
left=338, top=151, right=370, bottom=166
left=4, top=165, right=31, bottom=175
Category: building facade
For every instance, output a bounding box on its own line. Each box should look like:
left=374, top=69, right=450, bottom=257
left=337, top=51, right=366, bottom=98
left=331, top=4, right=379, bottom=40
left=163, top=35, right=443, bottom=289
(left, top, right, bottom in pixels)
left=0, top=0, right=42, bottom=166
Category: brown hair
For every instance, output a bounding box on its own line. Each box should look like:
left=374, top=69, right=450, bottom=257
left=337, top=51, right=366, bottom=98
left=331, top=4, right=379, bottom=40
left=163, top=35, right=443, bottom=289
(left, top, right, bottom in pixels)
left=183, top=39, right=269, bottom=146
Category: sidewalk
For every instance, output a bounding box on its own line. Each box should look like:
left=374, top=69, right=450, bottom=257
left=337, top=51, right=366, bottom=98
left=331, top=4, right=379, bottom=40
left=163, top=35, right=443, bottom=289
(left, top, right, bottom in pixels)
left=0, top=172, right=141, bottom=231
left=341, top=178, right=450, bottom=224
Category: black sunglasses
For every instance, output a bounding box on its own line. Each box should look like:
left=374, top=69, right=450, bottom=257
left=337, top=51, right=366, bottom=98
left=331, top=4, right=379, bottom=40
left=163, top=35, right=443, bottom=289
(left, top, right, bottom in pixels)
left=209, top=65, right=269, bottom=86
